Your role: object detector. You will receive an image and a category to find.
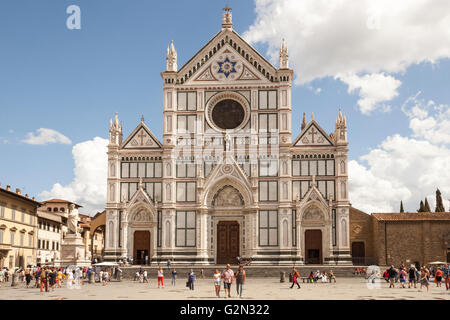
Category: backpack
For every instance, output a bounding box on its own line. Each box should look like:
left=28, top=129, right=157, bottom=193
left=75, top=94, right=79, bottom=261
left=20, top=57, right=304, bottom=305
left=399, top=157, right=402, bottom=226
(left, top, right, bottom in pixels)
left=40, top=271, right=46, bottom=279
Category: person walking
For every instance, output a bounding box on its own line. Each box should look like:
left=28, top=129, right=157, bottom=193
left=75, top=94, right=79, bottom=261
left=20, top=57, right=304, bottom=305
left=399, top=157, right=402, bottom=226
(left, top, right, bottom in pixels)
left=102, top=270, right=108, bottom=286
left=157, top=267, right=164, bottom=288
left=419, top=267, right=429, bottom=292
left=235, top=265, right=246, bottom=298
left=221, top=264, right=234, bottom=298
left=388, top=265, right=396, bottom=288
left=435, top=268, right=443, bottom=287
left=143, top=270, right=149, bottom=283
left=187, top=269, right=195, bottom=291
left=290, top=267, right=301, bottom=289
left=328, top=270, right=336, bottom=283
left=39, top=268, right=48, bottom=292
left=443, top=264, right=450, bottom=291
left=167, top=259, right=171, bottom=270
left=399, top=268, right=406, bottom=288
left=213, top=269, right=221, bottom=297
left=408, top=265, right=417, bottom=288
left=57, top=269, right=63, bottom=288
left=171, top=268, right=177, bottom=286
left=48, top=268, right=57, bottom=291
left=25, top=268, right=32, bottom=288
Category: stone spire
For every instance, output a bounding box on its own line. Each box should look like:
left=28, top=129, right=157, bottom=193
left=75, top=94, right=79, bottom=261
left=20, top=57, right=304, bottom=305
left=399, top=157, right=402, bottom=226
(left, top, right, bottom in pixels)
left=335, top=108, right=347, bottom=144
left=166, top=40, right=177, bottom=72
left=279, top=38, right=289, bottom=69
left=109, top=112, right=123, bottom=146
left=301, top=112, right=307, bottom=131
left=222, top=4, right=233, bottom=29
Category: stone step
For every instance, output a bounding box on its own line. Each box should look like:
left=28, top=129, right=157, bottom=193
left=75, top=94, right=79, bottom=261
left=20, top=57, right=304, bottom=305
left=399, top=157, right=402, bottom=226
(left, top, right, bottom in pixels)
left=110, top=265, right=376, bottom=279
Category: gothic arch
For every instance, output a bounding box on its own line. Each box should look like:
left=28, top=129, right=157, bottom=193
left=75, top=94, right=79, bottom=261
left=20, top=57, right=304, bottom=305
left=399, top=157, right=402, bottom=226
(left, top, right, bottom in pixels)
left=299, top=201, right=330, bottom=223
left=127, top=201, right=156, bottom=224
left=203, top=176, right=253, bottom=208
left=212, top=185, right=244, bottom=207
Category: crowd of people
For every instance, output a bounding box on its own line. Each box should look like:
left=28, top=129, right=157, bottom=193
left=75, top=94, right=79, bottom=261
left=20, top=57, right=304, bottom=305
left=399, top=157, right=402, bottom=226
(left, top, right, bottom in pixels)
left=383, top=263, right=450, bottom=292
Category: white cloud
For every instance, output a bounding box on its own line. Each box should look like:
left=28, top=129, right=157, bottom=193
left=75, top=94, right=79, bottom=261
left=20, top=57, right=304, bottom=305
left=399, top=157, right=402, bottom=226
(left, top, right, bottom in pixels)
left=23, top=128, right=72, bottom=145
left=348, top=94, right=450, bottom=213
left=244, top=0, right=450, bottom=113
left=338, top=73, right=401, bottom=114
left=39, top=137, right=108, bottom=215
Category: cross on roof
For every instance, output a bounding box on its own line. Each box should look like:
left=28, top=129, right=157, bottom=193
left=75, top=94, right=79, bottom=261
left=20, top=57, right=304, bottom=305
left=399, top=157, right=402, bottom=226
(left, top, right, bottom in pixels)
left=137, top=130, right=146, bottom=146
left=223, top=4, right=232, bottom=13
left=308, top=127, right=318, bottom=144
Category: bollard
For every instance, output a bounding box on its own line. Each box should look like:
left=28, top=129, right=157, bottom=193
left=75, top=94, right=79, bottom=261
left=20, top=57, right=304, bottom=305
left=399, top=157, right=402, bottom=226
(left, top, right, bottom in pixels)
left=88, top=271, right=94, bottom=284
left=11, top=273, right=17, bottom=287
left=280, top=271, right=285, bottom=283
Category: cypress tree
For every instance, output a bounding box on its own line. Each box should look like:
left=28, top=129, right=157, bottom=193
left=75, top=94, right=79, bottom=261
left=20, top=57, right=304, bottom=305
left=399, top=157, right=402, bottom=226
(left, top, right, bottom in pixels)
left=435, top=188, right=445, bottom=212
left=424, top=197, right=431, bottom=212
left=417, top=200, right=425, bottom=212
left=400, top=201, right=404, bottom=213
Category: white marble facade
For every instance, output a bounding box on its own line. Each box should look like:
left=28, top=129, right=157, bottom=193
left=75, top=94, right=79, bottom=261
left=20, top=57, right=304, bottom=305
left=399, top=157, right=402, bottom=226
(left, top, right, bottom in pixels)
left=104, top=8, right=351, bottom=265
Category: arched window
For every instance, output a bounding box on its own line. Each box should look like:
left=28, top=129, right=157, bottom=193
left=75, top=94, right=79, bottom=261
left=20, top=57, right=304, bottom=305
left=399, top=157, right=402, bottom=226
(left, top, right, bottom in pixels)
left=53, top=208, right=58, bottom=212
left=108, top=221, right=114, bottom=248
left=165, top=221, right=171, bottom=247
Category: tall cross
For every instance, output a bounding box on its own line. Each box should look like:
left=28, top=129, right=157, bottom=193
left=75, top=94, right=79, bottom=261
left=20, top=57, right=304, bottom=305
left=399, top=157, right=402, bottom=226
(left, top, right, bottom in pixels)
left=223, top=4, right=232, bottom=13
left=308, top=127, right=318, bottom=143
left=138, top=130, right=146, bottom=145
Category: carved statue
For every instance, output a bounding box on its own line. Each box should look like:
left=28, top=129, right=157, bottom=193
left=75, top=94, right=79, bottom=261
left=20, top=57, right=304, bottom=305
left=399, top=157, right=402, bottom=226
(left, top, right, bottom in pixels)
left=213, top=186, right=244, bottom=207
left=68, top=203, right=80, bottom=235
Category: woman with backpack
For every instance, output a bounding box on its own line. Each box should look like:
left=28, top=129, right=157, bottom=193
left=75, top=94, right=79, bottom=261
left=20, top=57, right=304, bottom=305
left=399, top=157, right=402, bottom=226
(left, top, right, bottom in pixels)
left=290, top=267, right=301, bottom=289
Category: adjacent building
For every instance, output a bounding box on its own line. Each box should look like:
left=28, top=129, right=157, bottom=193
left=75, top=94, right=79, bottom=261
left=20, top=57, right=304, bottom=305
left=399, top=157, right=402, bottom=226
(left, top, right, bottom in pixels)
left=0, top=185, right=40, bottom=268
left=36, top=209, right=62, bottom=265
left=349, top=207, right=450, bottom=266
left=104, top=8, right=351, bottom=265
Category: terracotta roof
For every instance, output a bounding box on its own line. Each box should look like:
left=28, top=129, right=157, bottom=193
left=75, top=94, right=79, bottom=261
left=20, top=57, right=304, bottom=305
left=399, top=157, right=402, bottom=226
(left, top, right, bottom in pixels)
left=372, top=212, right=450, bottom=221
left=0, top=187, right=42, bottom=207
left=41, top=199, right=83, bottom=208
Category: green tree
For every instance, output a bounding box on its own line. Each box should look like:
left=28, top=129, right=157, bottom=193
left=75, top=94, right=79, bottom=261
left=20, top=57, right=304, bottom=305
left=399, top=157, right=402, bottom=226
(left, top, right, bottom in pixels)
left=424, top=197, right=431, bottom=212
left=400, top=201, right=404, bottom=213
left=435, top=188, right=445, bottom=212
left=417, top=200, right=425, bottom=212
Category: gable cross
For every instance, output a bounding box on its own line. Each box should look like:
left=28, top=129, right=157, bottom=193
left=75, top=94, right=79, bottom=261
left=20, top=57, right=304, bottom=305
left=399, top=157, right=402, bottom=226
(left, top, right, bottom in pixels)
left=308, top=127, right=318, bottom=143
left=223, top=4, right=232, bottom=13
left=137, top=130, right=146, bottom=146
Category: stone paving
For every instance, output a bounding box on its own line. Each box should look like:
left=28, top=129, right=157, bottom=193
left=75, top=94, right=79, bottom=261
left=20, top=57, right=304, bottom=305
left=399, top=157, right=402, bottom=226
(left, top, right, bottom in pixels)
left=0, top=278, right=448, bottom=300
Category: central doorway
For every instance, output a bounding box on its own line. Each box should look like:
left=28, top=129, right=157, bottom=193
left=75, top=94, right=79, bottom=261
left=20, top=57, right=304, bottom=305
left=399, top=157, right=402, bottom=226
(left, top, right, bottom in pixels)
left=133, top=231, right=150, bottom=265
left=305, top=230, right=322, bottom=264
left=217, top=221, right=239, bottom=264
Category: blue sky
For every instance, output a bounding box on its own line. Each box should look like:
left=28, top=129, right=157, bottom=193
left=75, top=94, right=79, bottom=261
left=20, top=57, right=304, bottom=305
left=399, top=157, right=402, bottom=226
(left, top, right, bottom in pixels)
left=1, top=0, right=449, bottom=214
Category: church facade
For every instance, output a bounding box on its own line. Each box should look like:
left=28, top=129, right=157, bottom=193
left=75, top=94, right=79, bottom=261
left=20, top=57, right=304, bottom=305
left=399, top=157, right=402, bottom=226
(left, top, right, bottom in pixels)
left=104, top=8, right=351, bottom=265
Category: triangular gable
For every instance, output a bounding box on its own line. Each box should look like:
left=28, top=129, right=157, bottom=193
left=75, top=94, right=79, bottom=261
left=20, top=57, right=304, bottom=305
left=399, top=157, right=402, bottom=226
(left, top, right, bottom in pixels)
left=186, top=43, right=269, bottom=85
left=121, top=121, right=162, bottom=150
left=179, top=28, right=277, bottom=84
left=297, top=183, right=329, bottom=212
left=292, top=120, right=334, bottom=147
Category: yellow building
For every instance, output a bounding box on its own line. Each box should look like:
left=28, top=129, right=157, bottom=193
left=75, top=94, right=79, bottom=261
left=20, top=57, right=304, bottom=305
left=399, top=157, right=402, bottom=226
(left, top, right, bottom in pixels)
left=0, top=185, right=41, bottom=268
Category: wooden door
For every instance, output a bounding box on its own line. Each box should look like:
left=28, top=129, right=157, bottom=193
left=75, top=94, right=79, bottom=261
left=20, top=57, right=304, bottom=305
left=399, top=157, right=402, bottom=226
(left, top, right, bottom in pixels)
left=217, top=221, right=239, bottom=264
left=133, top=231, right=150, bottom=265
left=305, top=230, right=322, bottom=264
left=351, top=241, right=365, bottom=265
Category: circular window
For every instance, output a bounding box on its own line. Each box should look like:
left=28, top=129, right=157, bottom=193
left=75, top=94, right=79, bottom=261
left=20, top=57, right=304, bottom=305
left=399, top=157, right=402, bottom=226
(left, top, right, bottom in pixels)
left=211, top=99, right=245, bottom=130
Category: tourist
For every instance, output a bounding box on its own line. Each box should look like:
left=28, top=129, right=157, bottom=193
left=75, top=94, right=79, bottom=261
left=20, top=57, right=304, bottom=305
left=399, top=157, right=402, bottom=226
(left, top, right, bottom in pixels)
left=290, top=267, right=301, bottom=289
left=399, top=268, right=406, bottom=288
left=157, top=267, right=164, bottom=288
left=328, top=270, right=336, bottom=283
left=102, top=270, right=108, bottom=286
left=48, top=268, right=57, bottom=291
left=99, top=269, right=104, bottom=283
left=308, top=271, right=314, bottom=283
left=187, top=269, right=195, bottom=291
left=134, top=270, right=140, bottom=282
left=40, top=268, right=48, bottom=292
left=57, top=268, right=63, bottom=288
left=388, top=265, right=396, bottom=288
left=171, top=268, right=177, bottom=286
left=235, top=265, right=246, bottom=298
left=34, top=267, right=41, bottom=288
left=167, top=259, right=171, bottom=270
left=200, top=268, right=205, bottom=279
left=444, top=264, right=450, bottom=291
left=408, top=265, right=417, bottom=288
left=221, top=264, right=234, bottom=298
left=424, top=266, right=430, bottom=282
left=435, top=268, right=443, bottom=287
left=0, top=268, right=4, bottom=286
left=25, top=268, right=32, bottom=288
left=213, top=269, right=221, bottom=297
left=419, top=267, right=429, bottom=292
left=143, top=270, right=149, bottom=283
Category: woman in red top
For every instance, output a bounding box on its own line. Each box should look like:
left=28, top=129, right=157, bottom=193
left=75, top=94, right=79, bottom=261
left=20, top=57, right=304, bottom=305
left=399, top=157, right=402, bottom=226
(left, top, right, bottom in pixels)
left=290, top=267, right=301, bottom=289
left=435, top=268, right=443, bottom=287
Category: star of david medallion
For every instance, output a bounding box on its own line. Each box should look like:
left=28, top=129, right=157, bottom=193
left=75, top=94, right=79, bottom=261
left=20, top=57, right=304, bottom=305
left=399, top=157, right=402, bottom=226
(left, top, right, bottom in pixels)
left=217, top=57, right=237, bottom=78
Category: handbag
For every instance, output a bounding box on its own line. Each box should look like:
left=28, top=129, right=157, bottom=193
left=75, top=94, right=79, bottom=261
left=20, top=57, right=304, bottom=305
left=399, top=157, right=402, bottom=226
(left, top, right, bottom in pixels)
left=186, top=281, right=190, bottom=287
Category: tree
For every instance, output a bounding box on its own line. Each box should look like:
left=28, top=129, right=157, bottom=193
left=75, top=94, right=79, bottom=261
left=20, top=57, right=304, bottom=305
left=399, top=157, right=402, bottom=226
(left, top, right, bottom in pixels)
left=417, top=200, right=425, bottom=212
left=400, top=201, right=404, bottom=213
left=435, top=188, right=445, bottom=212
left=424, top=197, right=431, bottom=212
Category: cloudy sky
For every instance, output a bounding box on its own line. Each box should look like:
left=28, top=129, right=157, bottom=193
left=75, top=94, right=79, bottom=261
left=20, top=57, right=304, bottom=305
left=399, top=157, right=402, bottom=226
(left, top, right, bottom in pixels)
left=1, top=0, right=449, bottom=214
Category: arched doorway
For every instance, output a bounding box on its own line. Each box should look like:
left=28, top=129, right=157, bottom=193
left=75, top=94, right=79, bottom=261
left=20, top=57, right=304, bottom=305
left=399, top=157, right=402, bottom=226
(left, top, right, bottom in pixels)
left=217, top=221, right=239, bottom=264
left=305, top=230, right=322, bottom=264
left=133, top=231, right=150, bottom=265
